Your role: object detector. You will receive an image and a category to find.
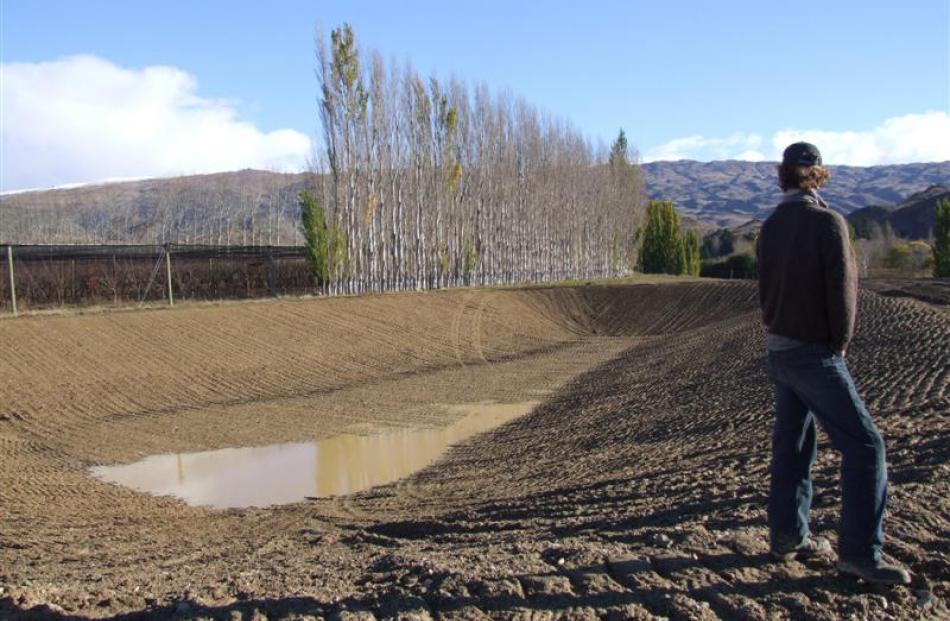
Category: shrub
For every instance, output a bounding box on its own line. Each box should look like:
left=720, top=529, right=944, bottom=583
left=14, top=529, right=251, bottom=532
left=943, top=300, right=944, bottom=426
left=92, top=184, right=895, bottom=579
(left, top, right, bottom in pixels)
left=885, top=241, right=933, bottom=273
left=700, top=253, right=757, bottom=279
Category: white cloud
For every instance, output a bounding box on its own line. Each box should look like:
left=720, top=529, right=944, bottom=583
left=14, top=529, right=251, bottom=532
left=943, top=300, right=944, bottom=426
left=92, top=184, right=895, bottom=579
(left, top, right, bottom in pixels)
left=1, top=55, right=312, bottom=192
left=643, top=132, right=764, bottom=163
left=644, top=111, right=950, bottom=165
left=772, top=111, right=950, bottom=166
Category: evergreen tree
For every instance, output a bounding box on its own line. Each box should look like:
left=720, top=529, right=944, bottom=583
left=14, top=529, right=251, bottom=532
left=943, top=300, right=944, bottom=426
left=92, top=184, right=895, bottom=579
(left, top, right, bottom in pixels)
left=683, top=230, right=701, bottom=276
left=639, top=200, right=687, bottom=274
left=299, top=190, right=329, bottom=287
left=638, top=201, right=666, bottom=273
left=665, top=202, right=684, bottom=275
left=609, top=129, right=629, bottom=169
left=935, top=197, right=950, bottom=277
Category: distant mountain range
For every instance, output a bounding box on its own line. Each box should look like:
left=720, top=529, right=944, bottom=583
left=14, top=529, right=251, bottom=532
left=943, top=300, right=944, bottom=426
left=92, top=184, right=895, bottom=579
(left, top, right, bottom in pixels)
left=643, top=160, right=950, bottom=228
left=2, top=160, right=947, bottom=245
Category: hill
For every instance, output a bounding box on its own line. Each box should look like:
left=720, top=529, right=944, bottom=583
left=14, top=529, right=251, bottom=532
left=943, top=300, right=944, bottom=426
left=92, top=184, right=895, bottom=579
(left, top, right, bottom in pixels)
left=888, top=185, right=950, bottom=238
left=847, top=204, right=896, bottom=238
left=847, top=185, right=950, bottom=239
left=0, top=169, right=314, bottom=245
left=643, top=160, right=950, bottom=228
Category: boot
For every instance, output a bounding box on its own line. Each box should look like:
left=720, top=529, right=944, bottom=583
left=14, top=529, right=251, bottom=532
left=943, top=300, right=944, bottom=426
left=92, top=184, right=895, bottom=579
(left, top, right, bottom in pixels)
left=838, top=557, right=911, bottom=585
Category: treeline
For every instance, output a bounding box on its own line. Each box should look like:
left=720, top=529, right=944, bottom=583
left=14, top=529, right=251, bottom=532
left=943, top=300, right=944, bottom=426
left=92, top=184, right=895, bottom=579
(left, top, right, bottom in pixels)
left=632, top=198, right=761, bottom=280
left=305, top=24, right=645, bottom=294
left=850, top=198, right=950, bottom=277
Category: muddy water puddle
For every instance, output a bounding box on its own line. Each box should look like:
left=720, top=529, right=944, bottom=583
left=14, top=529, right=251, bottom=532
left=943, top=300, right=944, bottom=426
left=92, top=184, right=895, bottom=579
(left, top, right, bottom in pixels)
left=91, top=401, right=537, bottom=509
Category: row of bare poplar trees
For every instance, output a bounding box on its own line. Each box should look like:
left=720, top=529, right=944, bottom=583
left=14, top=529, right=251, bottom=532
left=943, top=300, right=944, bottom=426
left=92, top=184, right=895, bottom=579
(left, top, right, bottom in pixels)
left=309, top=24, right=646, bottom=294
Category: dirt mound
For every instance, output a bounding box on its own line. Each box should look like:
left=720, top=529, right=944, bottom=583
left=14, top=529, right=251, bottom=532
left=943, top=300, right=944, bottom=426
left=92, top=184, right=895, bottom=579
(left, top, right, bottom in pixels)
left=1, top=280, right=947, bottom=620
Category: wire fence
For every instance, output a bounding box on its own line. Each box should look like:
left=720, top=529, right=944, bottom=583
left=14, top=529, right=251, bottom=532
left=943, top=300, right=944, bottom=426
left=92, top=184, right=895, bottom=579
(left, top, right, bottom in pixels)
left=1, top=244, right=315, bottom=314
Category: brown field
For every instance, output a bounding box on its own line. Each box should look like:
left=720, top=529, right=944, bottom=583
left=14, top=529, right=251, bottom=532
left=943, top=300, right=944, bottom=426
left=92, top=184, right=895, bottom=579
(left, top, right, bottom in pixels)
left=0, top=280, right=947, bottom=620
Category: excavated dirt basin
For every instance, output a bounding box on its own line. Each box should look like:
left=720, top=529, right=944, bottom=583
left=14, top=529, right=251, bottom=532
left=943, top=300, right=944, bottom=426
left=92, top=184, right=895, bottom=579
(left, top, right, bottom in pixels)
left=0, top=279, right=947, bottom=620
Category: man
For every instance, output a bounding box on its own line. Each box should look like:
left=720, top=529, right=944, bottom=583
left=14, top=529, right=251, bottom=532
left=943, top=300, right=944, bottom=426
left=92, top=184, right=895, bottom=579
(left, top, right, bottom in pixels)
left=756, top=142, right=910, bottom=585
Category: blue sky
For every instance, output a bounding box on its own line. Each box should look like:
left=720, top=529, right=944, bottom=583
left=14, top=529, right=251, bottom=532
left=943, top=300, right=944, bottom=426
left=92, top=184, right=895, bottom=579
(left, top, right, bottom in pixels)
left=2, top=0, right=948, bottom=191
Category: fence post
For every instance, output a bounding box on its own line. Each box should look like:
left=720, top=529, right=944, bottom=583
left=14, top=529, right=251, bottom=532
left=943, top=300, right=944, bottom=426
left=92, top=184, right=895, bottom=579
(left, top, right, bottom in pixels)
left=6, top=245, right=17, bottom=316
left=268, top=250, right=277, bottom=297
left=164, top=244, right=174, bottom=307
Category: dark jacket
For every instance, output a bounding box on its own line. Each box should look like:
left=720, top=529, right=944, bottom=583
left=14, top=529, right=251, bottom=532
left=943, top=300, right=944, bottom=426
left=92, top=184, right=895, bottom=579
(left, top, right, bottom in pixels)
left=757, top=195, right=857, bottom=353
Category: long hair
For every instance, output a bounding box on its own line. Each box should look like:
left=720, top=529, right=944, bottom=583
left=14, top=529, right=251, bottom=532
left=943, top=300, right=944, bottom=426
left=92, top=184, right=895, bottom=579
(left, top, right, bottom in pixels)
left=777, top=163, right=830, bottom=192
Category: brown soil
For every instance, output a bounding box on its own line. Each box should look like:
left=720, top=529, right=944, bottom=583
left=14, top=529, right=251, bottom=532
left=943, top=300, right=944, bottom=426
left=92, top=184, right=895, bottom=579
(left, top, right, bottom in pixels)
left=861, top=277, right=950, bottom=310
left=0, top=280, right=947, bottom=621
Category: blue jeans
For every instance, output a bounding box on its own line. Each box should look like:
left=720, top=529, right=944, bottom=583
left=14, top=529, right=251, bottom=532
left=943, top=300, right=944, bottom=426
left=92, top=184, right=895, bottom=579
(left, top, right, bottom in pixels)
left=766, top=343, right=887, bottom=562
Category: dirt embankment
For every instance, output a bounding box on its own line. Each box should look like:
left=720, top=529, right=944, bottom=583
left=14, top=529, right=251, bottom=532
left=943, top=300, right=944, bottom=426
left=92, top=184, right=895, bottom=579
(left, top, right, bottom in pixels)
left=0, top=280, right=947, bottom=621
left=860, top=277, right=950, bottom=310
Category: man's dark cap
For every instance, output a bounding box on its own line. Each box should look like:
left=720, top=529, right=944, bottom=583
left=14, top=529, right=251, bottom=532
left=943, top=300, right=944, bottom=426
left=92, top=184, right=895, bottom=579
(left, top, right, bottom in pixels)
left=782, top=142, right=822, bottom=167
